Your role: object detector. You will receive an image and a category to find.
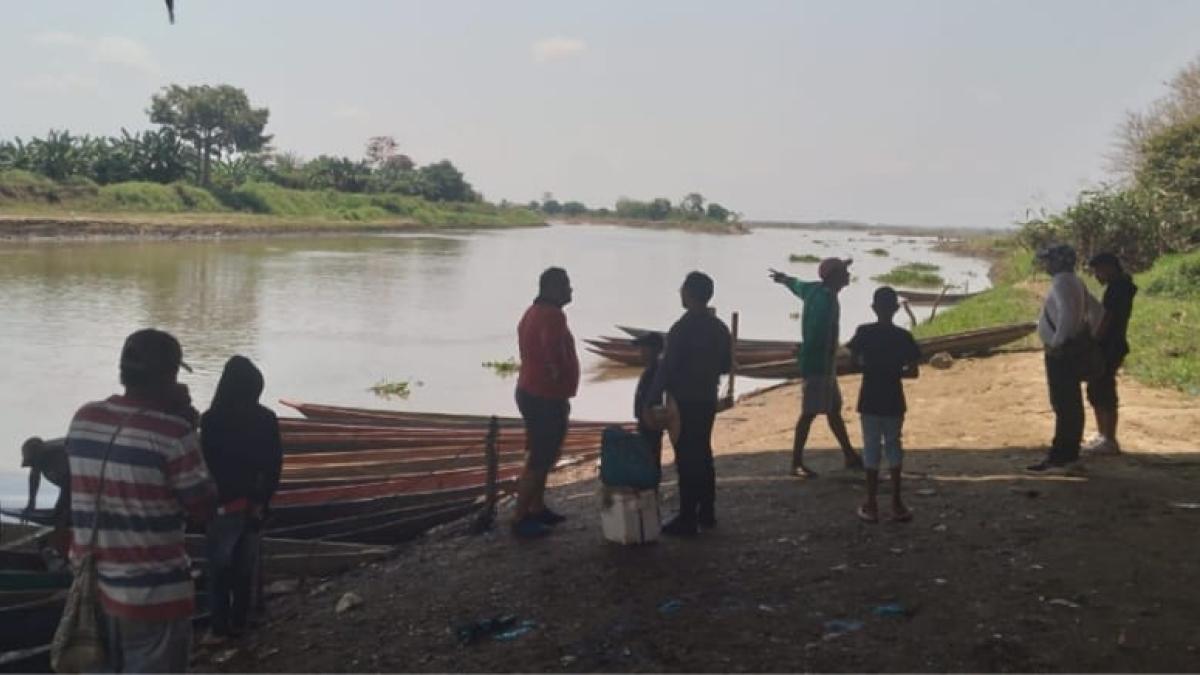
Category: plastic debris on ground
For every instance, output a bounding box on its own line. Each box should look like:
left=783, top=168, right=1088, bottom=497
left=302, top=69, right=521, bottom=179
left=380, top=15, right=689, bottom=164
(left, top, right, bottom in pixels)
left=821, top=619, right=864, bottom=640
left=657, top=599, right=684, bottom=614
left=335, top=591, right=363, bottom=614
left=872, top=602, right=912, bottom=618
left=493, top=619, right=538, bottom=642
left=1045, top=598, right=1081, bottom=609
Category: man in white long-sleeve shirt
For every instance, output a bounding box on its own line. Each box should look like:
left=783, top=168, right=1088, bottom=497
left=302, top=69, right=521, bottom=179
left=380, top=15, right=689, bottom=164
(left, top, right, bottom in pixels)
left=1028, top=244, right=1100, bottom=472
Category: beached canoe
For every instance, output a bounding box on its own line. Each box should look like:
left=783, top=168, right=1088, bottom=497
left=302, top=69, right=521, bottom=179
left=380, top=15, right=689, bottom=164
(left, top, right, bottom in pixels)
left=896, top=289, right=981, bottom=305
left=584, top=338, right=795, bottom=367
left=280, top=400, right=624, bottom=430
left=5, top=485, right=510, bottom=536
left=616, top=325, right=791, bottom=350
left=737, top=322, right=1036, bottom=380
left=184, top=535, right=391, bottom=577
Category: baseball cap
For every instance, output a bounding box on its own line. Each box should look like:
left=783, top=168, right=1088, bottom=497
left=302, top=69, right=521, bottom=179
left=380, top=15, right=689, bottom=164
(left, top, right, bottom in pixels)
left=1036, top=244, right=1077, bottom=268
left=120, top=328, right=192, bottom=377
left=818, top=257, right=852, bottom=281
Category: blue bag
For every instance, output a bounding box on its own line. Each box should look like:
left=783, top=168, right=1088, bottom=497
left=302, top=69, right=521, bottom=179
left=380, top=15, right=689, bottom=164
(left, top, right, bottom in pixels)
left=599, top=426, right=660, bottom=489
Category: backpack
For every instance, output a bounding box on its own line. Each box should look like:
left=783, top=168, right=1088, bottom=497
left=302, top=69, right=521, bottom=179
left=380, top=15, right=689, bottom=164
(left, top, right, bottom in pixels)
left=599, top=426, right=660, bottom=490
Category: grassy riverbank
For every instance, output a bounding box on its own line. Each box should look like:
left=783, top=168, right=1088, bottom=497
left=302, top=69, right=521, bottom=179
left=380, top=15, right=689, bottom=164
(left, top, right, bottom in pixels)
left=0, top=170, right=543, bottom=234
left=915, top=241, right=1199, bottom=394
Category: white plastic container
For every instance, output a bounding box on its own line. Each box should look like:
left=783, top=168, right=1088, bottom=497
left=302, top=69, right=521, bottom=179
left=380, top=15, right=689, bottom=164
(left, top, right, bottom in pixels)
left=600, top=487, right=660, bottom=544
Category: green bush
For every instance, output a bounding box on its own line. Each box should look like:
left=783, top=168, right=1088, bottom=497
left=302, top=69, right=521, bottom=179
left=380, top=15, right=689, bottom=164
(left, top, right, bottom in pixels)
left=94, top=182, right=223, bottom=212
left=0, top=169, right=96, bottom=202
left=913, top=284, right=1041, bottom=340
left=1139, top=249, right=1200, bottom=299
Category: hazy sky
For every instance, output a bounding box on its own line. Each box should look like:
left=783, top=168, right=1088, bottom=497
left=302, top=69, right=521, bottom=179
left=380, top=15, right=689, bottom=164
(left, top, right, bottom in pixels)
left=3, top=1, right=1199, bottom=227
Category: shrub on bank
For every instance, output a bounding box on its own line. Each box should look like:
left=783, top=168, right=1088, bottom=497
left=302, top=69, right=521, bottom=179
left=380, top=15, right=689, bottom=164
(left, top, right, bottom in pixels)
left=1139, top=249, right=1200, bottom=299
left=94, top=182, right=225, bottom=212
left=0, top=169, right=98, bottom=203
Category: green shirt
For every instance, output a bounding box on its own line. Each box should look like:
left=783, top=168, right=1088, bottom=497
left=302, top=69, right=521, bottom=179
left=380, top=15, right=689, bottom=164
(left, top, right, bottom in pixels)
left=787, top=279, right=840, bottom=376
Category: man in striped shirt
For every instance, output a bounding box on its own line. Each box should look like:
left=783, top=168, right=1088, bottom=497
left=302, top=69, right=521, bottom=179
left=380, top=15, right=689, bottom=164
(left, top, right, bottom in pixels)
left=67, top=329, right=215, bottom=673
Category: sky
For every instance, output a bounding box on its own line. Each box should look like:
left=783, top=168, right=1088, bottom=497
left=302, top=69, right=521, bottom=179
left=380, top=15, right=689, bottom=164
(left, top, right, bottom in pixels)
left=2, top=0, right=1199, bottom=228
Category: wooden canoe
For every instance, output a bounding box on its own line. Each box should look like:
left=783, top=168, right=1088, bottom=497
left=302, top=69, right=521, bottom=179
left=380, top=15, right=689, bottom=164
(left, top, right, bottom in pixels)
left=280, top=400, right=623, bottom=430
left=266, top=496, right=480, bottom=540
left=585, top=343, right=794, bottom=368
left=184, top=535, right=391, bottom=577
left=270, top=499, right=482, bottom=545
left=280, top=442, right=599, bottom=479
left=265, top=484, right=509, bottom=529
left=738, top=323, right=1036, bottom=380
left=896, top=289, right=981, bottom=305
left=616, top=325, right=792, bottom=350
left=272, top=464, right=526, bottom=507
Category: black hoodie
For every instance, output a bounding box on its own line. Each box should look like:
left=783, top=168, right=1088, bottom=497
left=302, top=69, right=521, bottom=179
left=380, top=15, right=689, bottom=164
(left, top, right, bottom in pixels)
left=200, top=356, right=283, bottom=507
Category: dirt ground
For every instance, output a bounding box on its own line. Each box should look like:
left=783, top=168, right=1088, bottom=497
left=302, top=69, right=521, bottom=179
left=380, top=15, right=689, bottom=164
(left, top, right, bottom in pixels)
left=211, top=351, right=1200, bottom=673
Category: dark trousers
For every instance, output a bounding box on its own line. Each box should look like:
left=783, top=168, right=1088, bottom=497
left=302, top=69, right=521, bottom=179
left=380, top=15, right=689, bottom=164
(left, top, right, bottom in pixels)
left=639, top=426, right=664, bottom=474
left=674, top=399, right=717, bottom=522
left=1045, top=352, right=1084, bottom=462
left=207, top=515, right=260, bottom=635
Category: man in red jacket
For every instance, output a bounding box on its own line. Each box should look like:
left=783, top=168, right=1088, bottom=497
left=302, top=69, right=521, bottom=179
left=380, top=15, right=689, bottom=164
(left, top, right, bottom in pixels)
left=514, top=267, right=580, bottom=538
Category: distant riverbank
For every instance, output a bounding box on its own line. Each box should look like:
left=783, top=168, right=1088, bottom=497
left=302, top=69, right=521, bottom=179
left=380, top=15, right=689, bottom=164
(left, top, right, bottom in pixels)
left=0, top=213, right=540, bottom=241
left=553, top=216, right=749, bottom=235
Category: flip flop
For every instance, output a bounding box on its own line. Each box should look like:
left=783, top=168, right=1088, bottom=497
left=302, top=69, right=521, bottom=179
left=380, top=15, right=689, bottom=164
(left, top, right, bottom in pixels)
left=856, top=505, right=879, bottom=524
left=791, top=465, right=819, bottom=479
left=891, top=508, right=914, bottom=523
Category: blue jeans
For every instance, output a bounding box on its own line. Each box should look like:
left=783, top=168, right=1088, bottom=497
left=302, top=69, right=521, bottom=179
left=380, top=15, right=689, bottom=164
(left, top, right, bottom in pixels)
left=861, top=415, right=903, bottom=470
left=206, top=513, right=260, bottom=635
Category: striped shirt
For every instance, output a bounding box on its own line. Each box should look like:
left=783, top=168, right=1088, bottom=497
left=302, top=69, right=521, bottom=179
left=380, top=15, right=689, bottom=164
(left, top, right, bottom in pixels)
left=67, top=395, right=216, bottom=621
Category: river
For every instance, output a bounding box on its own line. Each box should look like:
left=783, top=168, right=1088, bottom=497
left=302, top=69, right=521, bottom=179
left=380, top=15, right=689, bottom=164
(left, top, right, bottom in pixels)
left=0, top=224, right=990, bottom=506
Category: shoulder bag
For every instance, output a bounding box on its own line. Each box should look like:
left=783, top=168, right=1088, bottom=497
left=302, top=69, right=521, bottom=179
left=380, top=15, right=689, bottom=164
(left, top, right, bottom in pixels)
left=51, top=410, right=139, bottom=673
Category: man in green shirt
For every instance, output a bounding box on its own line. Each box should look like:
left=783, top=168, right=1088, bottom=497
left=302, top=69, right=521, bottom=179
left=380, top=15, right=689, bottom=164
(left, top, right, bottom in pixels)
left=770, top=258, right=862, bottom=477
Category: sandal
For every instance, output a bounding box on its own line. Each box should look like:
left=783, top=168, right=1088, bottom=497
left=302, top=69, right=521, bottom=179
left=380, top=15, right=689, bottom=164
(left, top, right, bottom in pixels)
left=856, top=505, right=879, bottom=524
left=791, top=464, right=819, bottom=479
left=891, top=507, right=914, bottom=523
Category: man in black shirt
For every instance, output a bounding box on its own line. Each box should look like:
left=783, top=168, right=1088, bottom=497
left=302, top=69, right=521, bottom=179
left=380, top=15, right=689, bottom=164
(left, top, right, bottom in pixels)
left=1085, top=252, right=1138, bottom=455
left=846, top=287, right=921, bottom=523
left=661, top=271, right=732, bottom=536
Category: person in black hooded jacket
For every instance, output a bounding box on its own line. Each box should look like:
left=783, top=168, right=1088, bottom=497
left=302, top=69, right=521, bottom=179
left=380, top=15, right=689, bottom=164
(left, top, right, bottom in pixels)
left=200, top=355, right=282, bottom=641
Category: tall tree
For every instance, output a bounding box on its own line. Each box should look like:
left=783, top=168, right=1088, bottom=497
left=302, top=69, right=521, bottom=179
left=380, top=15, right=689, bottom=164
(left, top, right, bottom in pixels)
left=148, top=84, right=271, bottom=186
left=680, top=192, right=705, bottom=216
left=1111, top=56, right=1200, bottom=179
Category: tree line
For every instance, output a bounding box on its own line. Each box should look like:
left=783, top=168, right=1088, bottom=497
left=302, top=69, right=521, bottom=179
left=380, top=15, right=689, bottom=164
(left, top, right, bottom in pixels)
left=1020, top=56, right=1200, bottom=271
left=530, top=191, right=738, bottom=223
left=0, top=84, right=478, bottom=204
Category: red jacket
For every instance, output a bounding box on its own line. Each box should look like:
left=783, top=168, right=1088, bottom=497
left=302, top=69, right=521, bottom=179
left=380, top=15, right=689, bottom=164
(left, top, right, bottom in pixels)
left=516, top=301, right=579, bottom=400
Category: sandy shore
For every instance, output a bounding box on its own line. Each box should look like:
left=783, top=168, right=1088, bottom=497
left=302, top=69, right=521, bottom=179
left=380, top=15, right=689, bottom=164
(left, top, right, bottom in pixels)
left=209, top=351, right=1200, bottom=673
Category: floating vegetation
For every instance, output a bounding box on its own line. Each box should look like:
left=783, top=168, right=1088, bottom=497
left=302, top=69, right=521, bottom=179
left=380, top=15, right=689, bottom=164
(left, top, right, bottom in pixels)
left=868, top=248, right=890, bottom=256
left=789, top=253, right=821, bottom=263
left=903, top=262, right=941, bottom=272
left=369, top=378, right=419, bottom=400
left=482, top=357, right=520, bottom=377
left=872, top=263, right=946, bottom=288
